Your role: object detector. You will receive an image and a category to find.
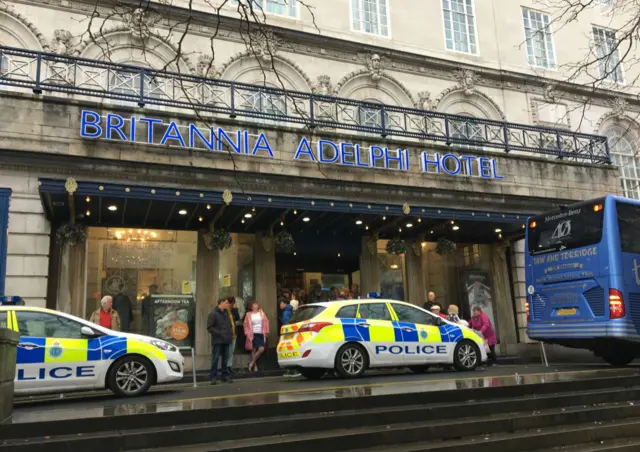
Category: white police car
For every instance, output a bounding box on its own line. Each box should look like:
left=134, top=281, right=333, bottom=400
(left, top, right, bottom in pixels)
left=277, top=299, right=487, bottom=379
left=1, top=300, right=184, bottom=397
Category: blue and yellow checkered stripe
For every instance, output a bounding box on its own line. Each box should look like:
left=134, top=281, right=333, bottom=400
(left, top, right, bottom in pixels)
left=16, top=335, right=164, bottom=365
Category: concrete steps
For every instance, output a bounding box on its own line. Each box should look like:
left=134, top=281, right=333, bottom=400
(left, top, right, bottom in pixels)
left=3, top=374, right=640, bottom=451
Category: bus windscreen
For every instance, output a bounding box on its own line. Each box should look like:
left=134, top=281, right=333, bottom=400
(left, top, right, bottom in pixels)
left=528, top=199, right=605, bottom=255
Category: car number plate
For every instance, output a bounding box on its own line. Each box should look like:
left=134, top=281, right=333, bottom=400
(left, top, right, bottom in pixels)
left=557, top=308, right=577, bottom=316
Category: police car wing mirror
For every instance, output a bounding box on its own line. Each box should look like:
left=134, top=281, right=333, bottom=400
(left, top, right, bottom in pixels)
left=81, top=326, right=99, bottom=337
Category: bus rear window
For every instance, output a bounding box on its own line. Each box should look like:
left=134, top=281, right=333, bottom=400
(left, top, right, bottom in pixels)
left=528, top=199, right=604, bottom=255
left=290, top=305, right=326, bottom=323
left=617, top=202, right=640, bottom=254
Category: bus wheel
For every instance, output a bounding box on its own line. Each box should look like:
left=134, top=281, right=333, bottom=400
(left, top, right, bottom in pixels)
left=602, top=349, right=635, bottom=367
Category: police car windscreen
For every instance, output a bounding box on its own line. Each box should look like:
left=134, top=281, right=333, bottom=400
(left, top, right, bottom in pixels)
left=528, top=199, right=604, bottom=255
left=291, top=305, right=326, bottom=323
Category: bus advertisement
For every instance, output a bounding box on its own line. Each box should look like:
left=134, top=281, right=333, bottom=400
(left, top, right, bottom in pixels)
left=525, top=195, right=640, bottom=366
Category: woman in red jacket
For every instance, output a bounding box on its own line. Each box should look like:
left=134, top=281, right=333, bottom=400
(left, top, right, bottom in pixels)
left=468, top=307, right=497, bottom=365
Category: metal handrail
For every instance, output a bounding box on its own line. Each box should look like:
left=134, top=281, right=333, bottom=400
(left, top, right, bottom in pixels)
left=0, top=45, right=611, bottom=164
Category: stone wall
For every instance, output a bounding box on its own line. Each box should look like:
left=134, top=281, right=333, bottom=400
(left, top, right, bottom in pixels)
left=0, top=328, right=19, bottom=423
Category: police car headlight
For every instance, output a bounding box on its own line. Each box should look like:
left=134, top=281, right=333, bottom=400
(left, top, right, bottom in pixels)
left=150, top=339, right=178, bottom=352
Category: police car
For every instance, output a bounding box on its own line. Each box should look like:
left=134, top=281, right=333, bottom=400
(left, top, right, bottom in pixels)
left=1, top=298, right=184, bottom=397
left=277, top=299, right=487, bottom=379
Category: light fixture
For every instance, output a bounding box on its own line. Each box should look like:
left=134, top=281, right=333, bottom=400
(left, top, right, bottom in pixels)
left=206, top=204, right=211, bottom=210
left=137, top=229, right=142, bottom=233
left=418, top=218, right=422, bottom=223
left=151, top=232, right=157, bottom=238
left=198, top=217, right=203, bottom=222
left=355, top=220, right=363, bottom=225
left=241, top=219, right=245, bottom=224
left=495, top=228, right=502, bottom=233
left=390, top=264, right=399, bottom=270
left=399, top=228, right=402, bottom=232
left=244, top=213, right=253, bottom=218
left=303, top=217, right=310, bottom=222
left=252, top=207, right=256, bottom=212
left=294, top=209, right=298, bottom=214
left=430, top=230, right=434, bottom=234
left=383, top=216, right=386, bottom=220
left=85, top=210, right=91, bottom=216
left=365, top=226, right=369, bottom=230
left=85, top=197, right=90, bottom=203
left=421, top=242, right=427, bottom=247
left=450, top=220, right=455, bottom=225
left=108, top=205, right=118, bottom=211
left=294, top=252, right=297, bottom=256
left=337, top=253, right=341, bottom=257
left=128, top=229, right=133, bottom=233
left=452, top=225, right=460, bottom=231
left=406, top=223, right=413, bottom=228
left=280, top=221, right=284, bottom=226
left=115, top=232, right=122, bottom=239
left=178, top=210, right=187, bottom=215
left=499, top=233, right=503, bottom=239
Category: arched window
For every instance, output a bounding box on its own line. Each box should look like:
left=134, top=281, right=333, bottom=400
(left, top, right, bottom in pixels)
left=606, top=126, right=640, bottom=199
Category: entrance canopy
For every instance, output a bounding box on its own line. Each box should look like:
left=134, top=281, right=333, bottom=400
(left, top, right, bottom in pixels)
left=39, top=178, right=529, bottom=244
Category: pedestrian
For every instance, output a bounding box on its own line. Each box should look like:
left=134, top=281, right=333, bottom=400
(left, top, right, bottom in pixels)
left=207, top=298, right=234, bottom=384
left=280, top=300, right=301, bottom=378
left=423, top=291, right=437, bottom=311
left=89, top=296, right=121, bottom=331
left=430, top=304, right=448, bottom=320
left=113, top=291, right=133, bottom=332
left=468, top=307, right=497, bottom=366
left=244, top=301, right=270, bottom=372
left=289, top=293, right=299, bottom=311
left=226, top=297, right=240, bottom=375
left=141, top=284, right=158, bottom=336
left=447, top=304, right=469, bottom=327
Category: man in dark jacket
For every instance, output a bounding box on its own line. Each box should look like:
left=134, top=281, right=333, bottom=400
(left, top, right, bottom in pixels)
left=113, top=291, right=133, bottom=332
left=141, top=284, right=158, bottom=336
left=207, top=298, right=233, bottom=384
left=423, top=291, right=437, bottom=311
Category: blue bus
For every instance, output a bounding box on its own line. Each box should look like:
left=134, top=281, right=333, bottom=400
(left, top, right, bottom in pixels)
left=526, top=195, right=640, bottom=366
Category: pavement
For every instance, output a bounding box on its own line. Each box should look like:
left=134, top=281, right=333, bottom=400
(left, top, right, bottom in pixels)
left=10, top=363, right=640, bottom=424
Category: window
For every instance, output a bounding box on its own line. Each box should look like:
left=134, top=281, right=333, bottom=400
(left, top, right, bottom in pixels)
left=357, top=303, right=392, bottom=321
left=16, top=311, right=85, bottom=339
left=351, top=0, right=389, bottom=37
left=522, top=8, right=556, bottom=69
left=442, top=0, right=478, bottom=54
left=290, top=305, right=326, bottom=323
left=231, top=0, right=298, bottom=18
left=336, top=305, right=358, bottom=319
left=0, top=312, right=6, bottom=329
left=593, top=27, right=624, bottom=83
left=606, top=128, right=640, bottom=199
left=392, top=304, right=438, bottom=326
left=616, top=202, right=640, bottom=254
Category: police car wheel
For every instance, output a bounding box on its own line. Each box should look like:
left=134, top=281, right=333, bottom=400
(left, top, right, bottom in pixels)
left=299, top=368, right=326, bottom=380
left=335, top=343, right=368, bottom=378
left=108, top=356, right=153, bottom=397
left=453, top=341, right=480, bottom=372
left=409, top=365, right=430, bottom=374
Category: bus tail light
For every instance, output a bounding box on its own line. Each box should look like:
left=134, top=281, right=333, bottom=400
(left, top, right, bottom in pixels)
left=529, top=221, right=537, bottom=229
left=298, top=322, right=333, bottom=333
left=593, top=204, right=604, bottom=212
left=526, top=299, right=530, bottom=322
left=609, top=289, right=626, bottom=319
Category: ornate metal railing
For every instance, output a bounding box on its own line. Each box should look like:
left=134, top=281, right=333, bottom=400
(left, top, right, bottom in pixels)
left=0, top=45, right=610, bottom=164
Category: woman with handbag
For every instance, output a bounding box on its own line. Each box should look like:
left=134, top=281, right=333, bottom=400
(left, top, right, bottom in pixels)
left=244, top=301, right=270, bottom=372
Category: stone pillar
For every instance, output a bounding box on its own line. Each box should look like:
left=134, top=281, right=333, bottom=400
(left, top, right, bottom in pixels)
left=194, top=232, right=220, bottom=371
left=56, top=238, right=88, bottom=318
left=359, top=237, right=380, bottom=295
left=0, top=328, right=19, bottom=424
left=490, top=243, right=518, bottom=355
left=254, top=233, right=277, bottom=344
left=405, top=242, right=425, bottom=306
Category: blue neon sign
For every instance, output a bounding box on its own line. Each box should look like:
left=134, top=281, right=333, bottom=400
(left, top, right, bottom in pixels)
left=80, top=110, right=503, bottom=179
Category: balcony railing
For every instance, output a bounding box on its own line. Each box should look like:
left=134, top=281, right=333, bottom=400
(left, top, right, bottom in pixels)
left=0, top=45, right=610, bottom=164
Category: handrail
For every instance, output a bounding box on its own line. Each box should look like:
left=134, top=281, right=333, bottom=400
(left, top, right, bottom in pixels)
left=0, top=45, right=611, bottom=164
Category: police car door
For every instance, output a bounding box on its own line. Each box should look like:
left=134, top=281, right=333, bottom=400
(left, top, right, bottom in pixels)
left=355, top=302, right=403, bottom=367
left=14, top=310, right=99, bottom=392
left=390, top=303, right=446, bottom=365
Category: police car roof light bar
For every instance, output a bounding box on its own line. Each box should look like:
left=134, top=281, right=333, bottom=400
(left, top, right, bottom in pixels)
left=0, top=296, right=25, bottom=305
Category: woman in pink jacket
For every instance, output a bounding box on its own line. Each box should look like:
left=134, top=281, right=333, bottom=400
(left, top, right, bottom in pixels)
left=468, top=307, right=497, bottom=365
left=244, top=301, right=270, bottom=372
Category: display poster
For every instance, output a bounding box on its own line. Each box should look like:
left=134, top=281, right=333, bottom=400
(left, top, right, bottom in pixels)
left=152, top=294, right=195, bottom=349
left=462, top=270, right=496, bottom=329
left=222, top=274, right=232, bottom=288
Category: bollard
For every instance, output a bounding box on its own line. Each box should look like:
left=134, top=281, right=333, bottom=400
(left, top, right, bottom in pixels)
left=0, top=328, right=20, bottom=424
left=191, top=347, right=197, bottom=388
left=540, top=341, right=549, bottom=367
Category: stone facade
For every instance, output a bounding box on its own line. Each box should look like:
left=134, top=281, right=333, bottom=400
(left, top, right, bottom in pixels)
left=0, top=328, right=19, bottom=423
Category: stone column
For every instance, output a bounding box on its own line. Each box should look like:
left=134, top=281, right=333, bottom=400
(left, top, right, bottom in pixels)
left=56, top=238, right=88, bottom=318
left=254, top=232, right=277, bottom=344
left=194, top=232, right=220, bottom=371
left=490, top=243, right=518, bottom=355
left=0, top=328, right=19, bottom=423
left=359, top=237, right=380, bottom=295
left=405, top=242, right=425, bottom=306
